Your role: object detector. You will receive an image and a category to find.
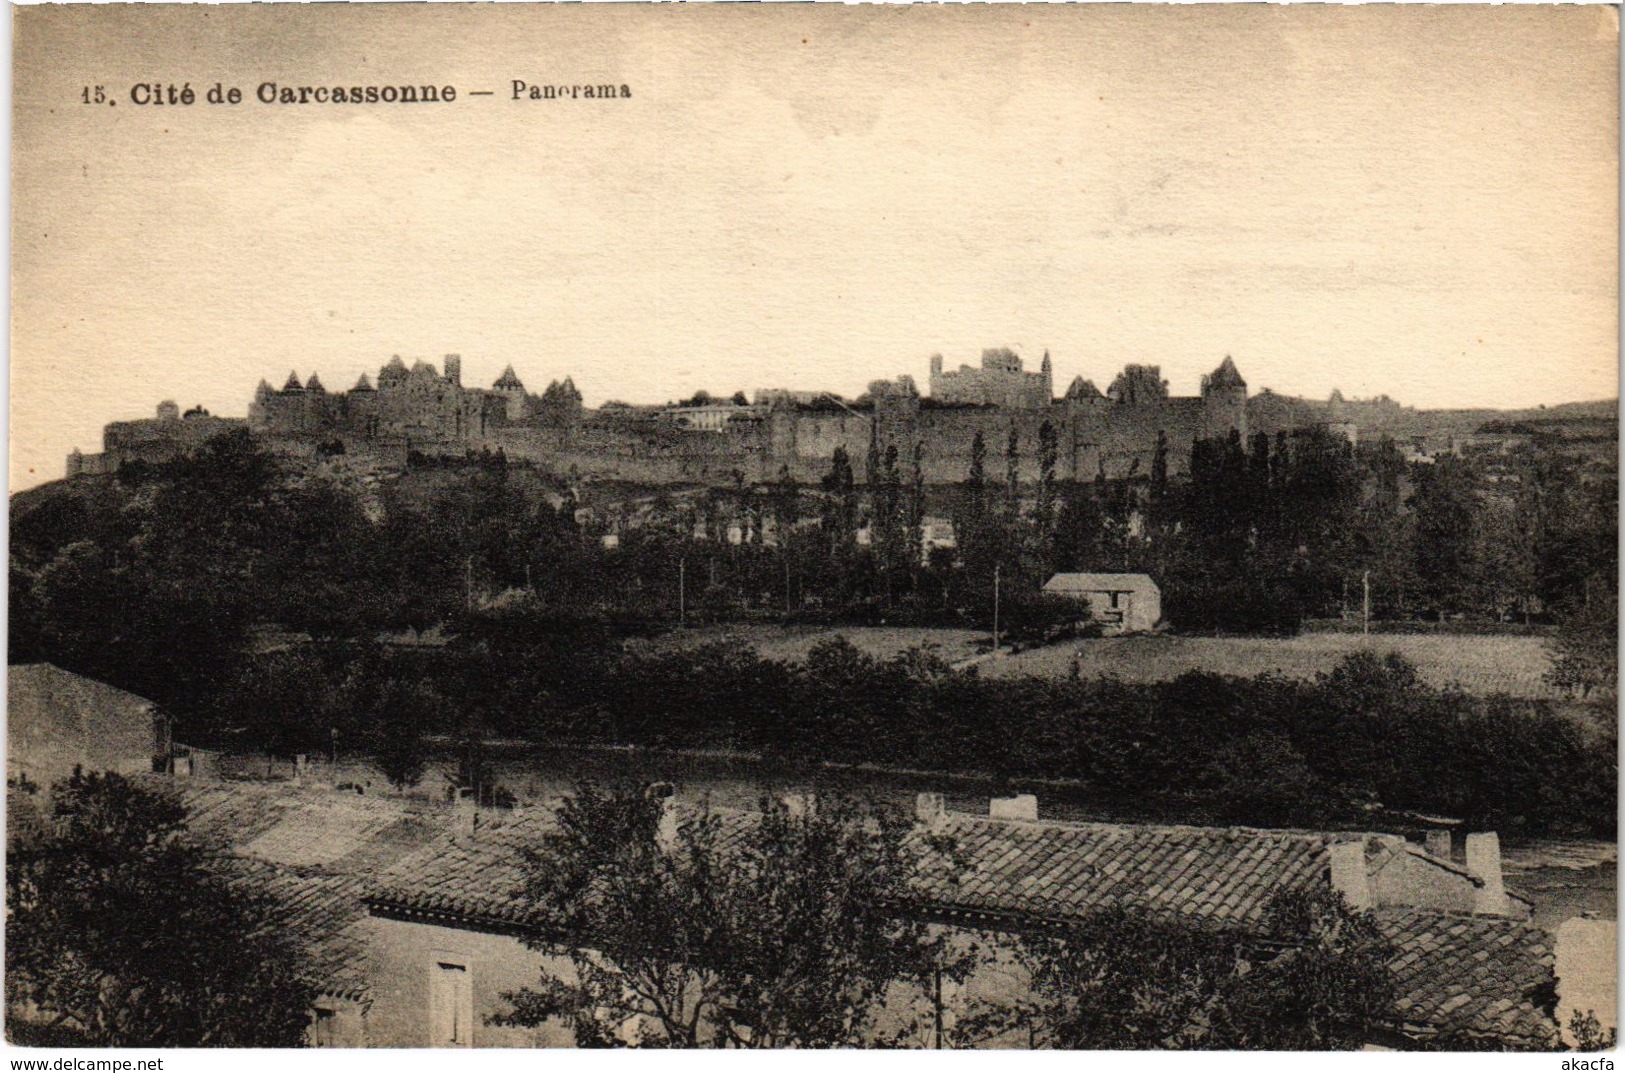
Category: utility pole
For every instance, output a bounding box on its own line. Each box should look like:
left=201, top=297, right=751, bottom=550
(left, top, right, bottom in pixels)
left=992, top=562, right=1002, bottom=655
left=1362, top=570, right=1371, bottom=636
left=932, top=963, right=945, bottom=1049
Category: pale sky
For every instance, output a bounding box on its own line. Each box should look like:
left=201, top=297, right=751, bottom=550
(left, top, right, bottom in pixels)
left=11, top=4, right=1619, bottom=490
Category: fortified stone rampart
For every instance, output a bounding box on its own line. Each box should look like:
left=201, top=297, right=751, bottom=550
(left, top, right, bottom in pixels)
left=67, top=402, right=247, bottom=476
left=69, top=351, right=1250, bottom=487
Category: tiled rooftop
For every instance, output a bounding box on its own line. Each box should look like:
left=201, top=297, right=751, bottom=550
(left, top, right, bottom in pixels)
left=1378, top=908, right=1559, bottom=1048
left=908, top=814, right=1331, bottom=930
left=175, top=778, right=444, bottom=873
left=148, top=777, right=452, bottom=1004
left=367, top=809, right=554, bottom=928
left=370, top=809, right=1385, bottom=933
left=223, top=858, right=376, bottom=1002
left=367, top=804, right=1560, bottom=1045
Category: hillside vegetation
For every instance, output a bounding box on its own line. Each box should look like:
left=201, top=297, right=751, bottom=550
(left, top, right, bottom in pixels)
left=8, top=430, right=1615, bottom=837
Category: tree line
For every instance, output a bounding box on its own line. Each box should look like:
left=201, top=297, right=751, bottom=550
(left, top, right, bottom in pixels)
left=13, top=424, right=1615, bottom=700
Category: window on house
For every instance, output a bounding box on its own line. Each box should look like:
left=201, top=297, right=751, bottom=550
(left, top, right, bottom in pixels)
left=430, top=960, right=474, bottom=1047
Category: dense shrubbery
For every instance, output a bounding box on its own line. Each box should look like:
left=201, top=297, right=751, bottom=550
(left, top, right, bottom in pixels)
left=165, top=622, right=1614, bottom=837
left=549, top=639, right=1613, bottom=837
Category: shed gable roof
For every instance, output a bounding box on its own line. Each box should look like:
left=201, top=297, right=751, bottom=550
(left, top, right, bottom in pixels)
left=7, top=664, right=157, bottom=774
left=1043, top=573, right=1160, bottom=596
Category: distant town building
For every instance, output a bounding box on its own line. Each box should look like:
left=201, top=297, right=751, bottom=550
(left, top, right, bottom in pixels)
left=920, top=516, right=957, bottom=564
left=1325, top=421, right=1360, bottom=445
left=1043, top=572, right=1162, bottom=634
left=755, top=388, right=845, bottom=407
left=657, top=401, right=767, bottom=432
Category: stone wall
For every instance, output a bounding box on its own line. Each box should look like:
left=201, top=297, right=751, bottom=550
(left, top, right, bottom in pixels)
left=443, top=394, right=1240, bottom=487
left=97, top=414, right=247, bottom=469
left=77, top=365, right=1248, bottom=486
left=359, top=914, right=1029, bottom=1048
left=362, top=916, right=576, bottom=1048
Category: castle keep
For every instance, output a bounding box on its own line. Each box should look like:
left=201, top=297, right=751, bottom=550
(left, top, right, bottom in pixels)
left=68, top=350, right=1250, bottom=486
left=929, top=348, right=1054, bottom=409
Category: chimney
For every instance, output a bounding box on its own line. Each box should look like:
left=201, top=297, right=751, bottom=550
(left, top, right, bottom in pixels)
left=989, top=794, right=1038, bottom=822
left=1327, top=839, right=1372, bottom=910
left=1424, top=829, right=1452, bottom=860
left=1465, top=832, right=1509, bottom=916
left=443, top=354, right=462, bottom=386
left=915, top=792, right=947, bottom=827
left=454, top=788, right=478, bottom=840
left=645, top=782, right=678, bottom=852
left=783, top=792, right=817, bottom=820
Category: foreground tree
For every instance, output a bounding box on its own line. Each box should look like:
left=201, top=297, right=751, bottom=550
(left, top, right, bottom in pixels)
left=966, top=887, right=1395, bottom=1049
left=364, top=676, right=444, bottom=790
left=1546, top=573, right=1619, bottom=700
left=6, top=771, right=314, bottom=1046
left=495, top=784, right=961, bottom=1047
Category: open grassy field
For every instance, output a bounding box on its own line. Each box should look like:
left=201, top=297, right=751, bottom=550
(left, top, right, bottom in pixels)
left=981, top=631, right=1561, bottom=698
left=637, top=626, right=1559, bottom=699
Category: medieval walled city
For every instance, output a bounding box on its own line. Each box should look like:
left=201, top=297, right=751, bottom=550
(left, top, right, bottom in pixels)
left=71, top=347, right=1254, bottom=485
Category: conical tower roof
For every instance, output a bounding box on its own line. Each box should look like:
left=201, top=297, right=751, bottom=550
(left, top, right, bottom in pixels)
left=1065, top=375, right=1103, bottom=400
left=1206, top=355, right=1246, bottom=391
left=352, top=372, right=375, bottom=392
left=306, top=372, right=326, bottom=393
left=282, top=371, right=304, bottom=392
left=379, top=355, right=409, bottom=382
left=494, top=364, right=525, bottom=390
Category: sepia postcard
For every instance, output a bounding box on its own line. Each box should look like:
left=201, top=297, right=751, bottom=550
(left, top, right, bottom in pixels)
left=6, top=2, right=1618, bottom=1061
